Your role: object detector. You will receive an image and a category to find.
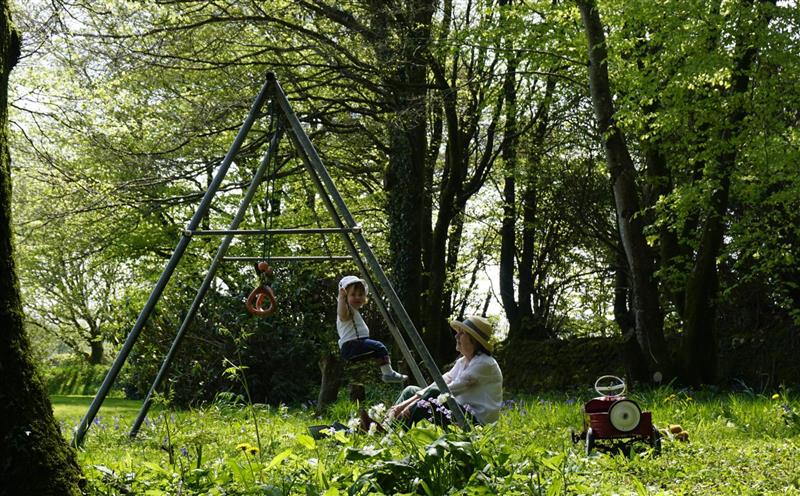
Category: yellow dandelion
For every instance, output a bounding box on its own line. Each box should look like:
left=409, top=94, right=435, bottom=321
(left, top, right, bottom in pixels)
left=772, top=393, right=781, bottom=400
left=248, top=446, right=260, bottom=455
left=236, top=443, right=250, bottom=452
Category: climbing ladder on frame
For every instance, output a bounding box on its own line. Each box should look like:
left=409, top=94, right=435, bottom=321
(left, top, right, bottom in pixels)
left=72, top=73, right=467, bottom=447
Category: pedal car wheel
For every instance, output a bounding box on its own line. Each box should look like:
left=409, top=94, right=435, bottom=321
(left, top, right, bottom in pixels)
left=585, top=428, right=595, bottom=456
left=651, top=426, right=662, bottom=454
left=608, top=399, right=642, bottom=432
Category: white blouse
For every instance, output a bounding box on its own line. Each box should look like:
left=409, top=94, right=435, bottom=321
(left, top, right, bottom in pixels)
left=426, top=353, right=503, bottom=424
left=336, top=308, right=370, bottom=348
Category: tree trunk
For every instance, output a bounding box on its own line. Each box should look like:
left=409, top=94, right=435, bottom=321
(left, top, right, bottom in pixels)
left=374, top=0, right=433, bottom=331
left=680, top=1, right=771, bottom=383
left=577, top=0, right=672, bottom=379
left=499, top=33, right=521, bottom=341
left=499, top=170, right=519, bottom=335
left=0, top=8, right=83, bottom=494
left=316, top=352, right=342, bottom=413
left=614, top=247, right=649, bottom=383
left=88, top=335, right=104, bottom=365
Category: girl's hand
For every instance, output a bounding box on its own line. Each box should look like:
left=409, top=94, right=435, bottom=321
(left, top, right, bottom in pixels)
left=339, top=287, right=348, bottom=298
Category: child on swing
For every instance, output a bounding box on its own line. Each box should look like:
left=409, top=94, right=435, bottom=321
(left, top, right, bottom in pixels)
left=337, top=275, right=407, bottom=383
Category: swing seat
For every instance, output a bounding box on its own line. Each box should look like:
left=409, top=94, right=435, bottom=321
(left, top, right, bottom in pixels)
left=345, top=350, right=381, bottom=363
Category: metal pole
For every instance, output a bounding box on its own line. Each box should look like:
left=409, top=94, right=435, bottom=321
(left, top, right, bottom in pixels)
left=222, top=256, right=352, bottom=262
left=72, top=75, right=276, bottom=448
left=191, top=227, right=360, bottom=236
left=272, top=80, right=468, bottom=427
left=129, top=124, right=284, bottom=439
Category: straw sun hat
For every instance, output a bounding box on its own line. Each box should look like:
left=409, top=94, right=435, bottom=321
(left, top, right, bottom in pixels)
left=449, top=315, right=494, bottom=353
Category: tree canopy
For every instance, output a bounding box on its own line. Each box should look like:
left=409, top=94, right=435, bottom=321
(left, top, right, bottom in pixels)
left=7, top=0, right=800, bottom=400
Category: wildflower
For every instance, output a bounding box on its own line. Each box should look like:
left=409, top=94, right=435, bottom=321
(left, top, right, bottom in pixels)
left=180, top=447, right=189, bottom=457
left=347, top=417, right=360, bottom=430
left=368, top=422, right=378, bottom=435
left=368, top=403, right=386, bottom=420
left=437, top=393, right=451, bottom=404
left=247, top=446, right=260, bottom=455
left=236, top=443, right=250, bottom=452
left=501, top=399, right=516, bottom=410
left=772, top=393, right=781, bottom=400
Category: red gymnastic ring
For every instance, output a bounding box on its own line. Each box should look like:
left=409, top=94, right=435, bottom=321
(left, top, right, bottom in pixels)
left=246, top=284, right=276, bottom=317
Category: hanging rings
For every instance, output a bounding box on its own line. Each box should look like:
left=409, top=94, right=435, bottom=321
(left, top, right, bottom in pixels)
left=246, top=261, right=277, bottom=317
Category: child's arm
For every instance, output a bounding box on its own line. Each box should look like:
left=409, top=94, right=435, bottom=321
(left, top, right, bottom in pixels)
left=337, top=287, right=351, bottom=320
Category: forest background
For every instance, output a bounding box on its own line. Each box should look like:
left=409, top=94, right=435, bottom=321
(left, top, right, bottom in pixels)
left=8, top=0, right=800, bottom=410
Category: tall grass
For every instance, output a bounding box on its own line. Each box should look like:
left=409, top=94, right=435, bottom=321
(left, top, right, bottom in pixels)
left=56, top=386, right=800, bottom=494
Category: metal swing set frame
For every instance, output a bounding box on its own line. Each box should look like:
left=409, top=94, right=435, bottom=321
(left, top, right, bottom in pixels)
left=72, top=72, right=467, bottom=448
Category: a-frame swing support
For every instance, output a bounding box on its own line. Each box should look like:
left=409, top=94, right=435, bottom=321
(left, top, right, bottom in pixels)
left=72, top=73, right=467, bottom=448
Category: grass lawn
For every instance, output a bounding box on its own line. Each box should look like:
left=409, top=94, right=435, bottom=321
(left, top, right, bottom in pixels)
left=52, top=395, right=147, bottom=425
left=54, top=388, right=800, bottom=495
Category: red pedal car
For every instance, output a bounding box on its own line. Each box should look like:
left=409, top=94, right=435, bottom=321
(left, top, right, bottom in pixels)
left=572, top=375, right=661, bottom=455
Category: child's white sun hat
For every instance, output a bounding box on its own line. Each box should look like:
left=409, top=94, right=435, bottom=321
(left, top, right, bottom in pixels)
left=339, top=275, right=369, bottom=295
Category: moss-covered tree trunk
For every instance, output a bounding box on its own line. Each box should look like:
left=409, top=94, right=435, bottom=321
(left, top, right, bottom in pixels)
left=366, top=1, right=433, bottom=335
left=0, top=5, right=83, bottom=493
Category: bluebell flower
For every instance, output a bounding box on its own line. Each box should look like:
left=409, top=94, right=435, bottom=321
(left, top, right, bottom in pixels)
left=501, top=399, right=517, bottom=410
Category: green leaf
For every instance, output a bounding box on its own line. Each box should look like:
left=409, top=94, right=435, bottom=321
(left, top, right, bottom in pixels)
left=344, top=446, right=385, bottom=461
left=296, top=434, right=316, bottom=450
left=266, top=448, right=292, bottom=470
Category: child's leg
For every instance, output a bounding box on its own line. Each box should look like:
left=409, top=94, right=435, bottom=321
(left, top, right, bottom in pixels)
left=359, top=339, right=407, bottom=383
left=341, top=338, right=381, bottom=362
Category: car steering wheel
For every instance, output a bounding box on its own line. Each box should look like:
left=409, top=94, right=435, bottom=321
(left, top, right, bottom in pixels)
left=594, top=375, right=627, bottom=397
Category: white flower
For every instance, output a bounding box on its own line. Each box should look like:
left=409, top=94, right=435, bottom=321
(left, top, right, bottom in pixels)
left=368, top=403, right=386, bottom=419
left=368, top=423, right=378, bottom=435
left=437, top=393, right=451, bottom=404
left=347, top=417, right=360, bottom=430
